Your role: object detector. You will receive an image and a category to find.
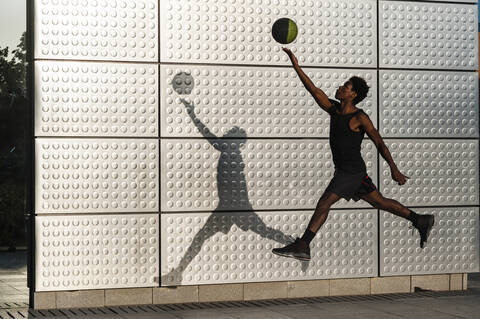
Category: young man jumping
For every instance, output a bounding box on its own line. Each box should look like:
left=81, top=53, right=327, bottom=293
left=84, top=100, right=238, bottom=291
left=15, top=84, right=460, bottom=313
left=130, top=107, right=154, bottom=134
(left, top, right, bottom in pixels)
left=272, top=48, right=434, bottom=261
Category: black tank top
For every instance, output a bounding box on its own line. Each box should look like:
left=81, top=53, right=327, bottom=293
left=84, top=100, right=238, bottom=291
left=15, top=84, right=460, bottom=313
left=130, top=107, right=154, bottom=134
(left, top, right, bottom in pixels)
left=328, top=99, right=366, bottom=174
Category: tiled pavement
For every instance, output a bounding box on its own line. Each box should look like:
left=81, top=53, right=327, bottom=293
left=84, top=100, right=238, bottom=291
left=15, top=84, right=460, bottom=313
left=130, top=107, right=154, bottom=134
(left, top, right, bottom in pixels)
left=0, top=251, right=28, bottom=306
left=1, top=251, right=479, bottom=318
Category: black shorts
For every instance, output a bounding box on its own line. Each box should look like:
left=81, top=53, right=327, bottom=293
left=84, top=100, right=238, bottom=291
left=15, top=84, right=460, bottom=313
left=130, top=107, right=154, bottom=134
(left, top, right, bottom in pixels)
left=325, top=169, right=377, bottom=202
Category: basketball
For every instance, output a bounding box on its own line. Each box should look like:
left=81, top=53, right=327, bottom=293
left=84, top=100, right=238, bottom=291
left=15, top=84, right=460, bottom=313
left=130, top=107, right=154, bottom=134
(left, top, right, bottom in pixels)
left=272, top=18, right=298, bottom=44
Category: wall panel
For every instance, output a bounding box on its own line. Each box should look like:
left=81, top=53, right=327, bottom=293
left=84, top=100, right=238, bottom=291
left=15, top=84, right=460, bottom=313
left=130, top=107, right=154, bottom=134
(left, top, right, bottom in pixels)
left=161, top=139, right=378, bottom=212
left=379, top=1, right=478, bottom=70
left=161, top=66, right=376, bottom=138
left=160, top=0, right=377, bottom=67
left=34, top=0, right=158, bottom=61
left=35, top=61, right=158, bottom=137
left=379, top=70, right=479, bottom=138
left=379, top=140, right=479, bottom=207
left=380, top=207, right=479, bottom=276
left=35, top=139, right=159, bottom=214
left=161, top=210, right=377, bottom=286
left=36, top=214, right=159, bottom=291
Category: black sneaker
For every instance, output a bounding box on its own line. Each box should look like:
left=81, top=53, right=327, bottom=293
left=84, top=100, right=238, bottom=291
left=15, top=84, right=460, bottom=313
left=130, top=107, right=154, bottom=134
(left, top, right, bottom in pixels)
left=272, top=238, right=310, bottom=261
left=415, top=214, right=435, bottom=248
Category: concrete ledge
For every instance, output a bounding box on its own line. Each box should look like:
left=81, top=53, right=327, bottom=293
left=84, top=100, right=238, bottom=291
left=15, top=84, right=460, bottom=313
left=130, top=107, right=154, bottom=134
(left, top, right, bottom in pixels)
left=371, top=276, right=410, bottom=294
left=34, top=292, right=56, bottom=310
left=199, top=283, right=243, bottom=302
left=411, top=274, right=449, bottom=292
left=153, top=286, right=198, bottom=304
left=56, top=290, right=104, bottom=309
left=244, top=282, right=287, bottom=300
left=449, top=274, right=463, bottom=291
left=287, top=280, right=329, bottom=298
left=34, top=273, right=468, bottom=309
left=330, top=278, right=370, bottom=296
left=105, top=288, right=152, bottom=306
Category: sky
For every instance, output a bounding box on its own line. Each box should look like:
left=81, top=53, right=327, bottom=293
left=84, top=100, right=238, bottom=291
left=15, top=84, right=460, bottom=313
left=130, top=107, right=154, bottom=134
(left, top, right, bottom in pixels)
left=0, top=0, right=26, bottom=55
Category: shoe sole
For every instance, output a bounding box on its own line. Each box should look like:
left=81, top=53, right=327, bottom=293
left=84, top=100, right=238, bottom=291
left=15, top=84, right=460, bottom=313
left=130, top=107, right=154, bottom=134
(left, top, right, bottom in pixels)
left=272, top=250, right=310, bottom=261
left=420, top=215, right=435, bottom=248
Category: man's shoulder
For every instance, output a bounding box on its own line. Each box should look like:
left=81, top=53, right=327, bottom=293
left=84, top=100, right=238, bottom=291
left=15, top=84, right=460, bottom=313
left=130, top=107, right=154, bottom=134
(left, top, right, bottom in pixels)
left=357, top=109, right=371, bottom=119
left=327, top=99, right=340, bottom=115
left=328, top=99, right=341, bottom=106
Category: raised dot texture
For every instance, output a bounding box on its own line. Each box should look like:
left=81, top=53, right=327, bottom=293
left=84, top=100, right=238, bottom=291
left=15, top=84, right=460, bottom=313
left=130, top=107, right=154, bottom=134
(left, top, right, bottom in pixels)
left=381, top=207, right=479, bottom=275
left=380, top=70, right=479, bottom=138
left=35, top=0, right=158, bottom=61
left=161, top=210, right=377, bottom=285
left=380, top=140, right=479, bottom=206
left=36, top=61, right=158, bottom=137
left=380, top=1, right=478, bottom=70
left=161, top=66, right=377, bottom=138
left=36, top=139, right=159, bottom=213
left=160, top=0, right=377, bottom=67
left=36, top=214, right=159, bottom=291
left=161, top=139, right=378, bottom=212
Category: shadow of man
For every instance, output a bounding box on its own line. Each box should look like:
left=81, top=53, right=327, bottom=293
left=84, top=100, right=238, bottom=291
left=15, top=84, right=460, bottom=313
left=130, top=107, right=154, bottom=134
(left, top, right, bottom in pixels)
left=161, top=96, right=300, bottom=285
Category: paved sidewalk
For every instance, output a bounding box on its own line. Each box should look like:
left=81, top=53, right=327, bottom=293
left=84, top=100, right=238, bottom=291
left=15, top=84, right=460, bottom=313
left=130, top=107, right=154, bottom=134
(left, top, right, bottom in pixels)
left=1, top=251, right=479, bottom=318
left=0, top=290, right=479, bottom=319
left=0, top=251, right=28, bottom=306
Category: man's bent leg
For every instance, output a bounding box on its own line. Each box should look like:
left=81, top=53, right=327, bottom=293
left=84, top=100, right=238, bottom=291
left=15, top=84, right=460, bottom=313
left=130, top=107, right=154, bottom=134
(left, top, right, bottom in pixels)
left=361, top=190, right=434, bottom=248
left=376, top=197, right=411, bottom=219
left=359, top=190, right=412, bottom=218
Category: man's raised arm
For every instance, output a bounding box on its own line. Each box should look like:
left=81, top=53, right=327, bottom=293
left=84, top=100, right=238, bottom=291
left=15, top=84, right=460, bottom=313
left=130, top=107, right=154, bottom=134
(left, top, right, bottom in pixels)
left=282, top=47, right=333, bottom=113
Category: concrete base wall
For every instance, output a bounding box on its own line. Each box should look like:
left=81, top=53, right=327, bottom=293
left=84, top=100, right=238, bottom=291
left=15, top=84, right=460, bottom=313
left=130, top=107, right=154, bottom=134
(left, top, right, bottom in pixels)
left=33, top=273, right=469, bottom=310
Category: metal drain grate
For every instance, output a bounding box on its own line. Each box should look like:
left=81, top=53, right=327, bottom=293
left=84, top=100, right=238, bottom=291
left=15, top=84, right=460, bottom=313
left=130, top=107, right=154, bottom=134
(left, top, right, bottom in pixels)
left=0, top=289, right=477, bottom=319
left=153, top=289, right=474, bottom=312
left=0, top=303, right=29, bottom=310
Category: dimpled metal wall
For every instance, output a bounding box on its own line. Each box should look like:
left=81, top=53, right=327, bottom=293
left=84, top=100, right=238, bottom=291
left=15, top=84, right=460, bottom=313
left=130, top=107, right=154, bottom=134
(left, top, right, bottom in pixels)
left=378, top=0, right=479, bottom=276
left=33, top=0, right=160, bottom=292
left=161, top=210, right=377, bottom=285
left=32, top=0, right=479, bottom=293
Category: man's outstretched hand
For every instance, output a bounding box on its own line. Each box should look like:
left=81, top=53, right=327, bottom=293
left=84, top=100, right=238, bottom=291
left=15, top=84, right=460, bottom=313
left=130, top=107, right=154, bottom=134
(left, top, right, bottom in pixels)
left=391, top=168, right=409, bottom=185
left=282, top=47, right=298, bottom=65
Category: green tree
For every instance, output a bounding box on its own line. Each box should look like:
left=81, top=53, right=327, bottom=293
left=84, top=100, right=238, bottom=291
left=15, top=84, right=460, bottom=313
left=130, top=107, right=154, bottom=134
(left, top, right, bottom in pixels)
left=0, top=32, right=27, bottom=251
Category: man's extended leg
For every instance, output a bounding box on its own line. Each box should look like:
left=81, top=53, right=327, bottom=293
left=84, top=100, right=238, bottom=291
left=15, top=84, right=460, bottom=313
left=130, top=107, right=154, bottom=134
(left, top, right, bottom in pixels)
left=360, top=190, right=434, bottom=248
left=305, top=191, right=343, bottom=233
left=272, top=191, right=342, bottom=261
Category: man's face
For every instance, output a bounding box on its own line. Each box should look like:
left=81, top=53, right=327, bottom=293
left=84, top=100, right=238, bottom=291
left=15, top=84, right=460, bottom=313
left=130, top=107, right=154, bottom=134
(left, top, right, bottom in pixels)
left=335, top=81, right=356, bottom=101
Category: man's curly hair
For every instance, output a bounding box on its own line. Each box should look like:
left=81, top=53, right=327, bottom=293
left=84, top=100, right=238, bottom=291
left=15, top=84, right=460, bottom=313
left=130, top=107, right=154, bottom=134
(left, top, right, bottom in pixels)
left=349, top=76, right=370, bottom=105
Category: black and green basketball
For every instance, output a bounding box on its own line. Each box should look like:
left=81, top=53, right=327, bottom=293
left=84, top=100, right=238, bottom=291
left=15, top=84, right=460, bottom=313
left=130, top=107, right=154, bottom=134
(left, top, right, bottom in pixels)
left=272, top=18, right=298, bottom=44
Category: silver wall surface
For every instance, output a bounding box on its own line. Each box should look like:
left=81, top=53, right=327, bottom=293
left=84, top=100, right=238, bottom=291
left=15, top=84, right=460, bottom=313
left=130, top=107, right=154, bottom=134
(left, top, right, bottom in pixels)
left=35, top=214, right=159, bottom=291
left=33, top=0, right=161, bottom=291
left=160, top=67, right=377, bottom=138
left=34, top=0, right=158, bottom=61
left=160, top=139, right=377, bottom=212
left=161, top=210, right=377, bottom=285
left=379, top=70, right=479, bottom=138
left=35, top=61, right=159, bottom=137
left=381, top=207, right=479, bottom=275
left=159, top=0, right=377, bottom=67
left=32, top=0, right=479, bottom=291
left=380, top=1, right=478, bottom=70
left=35, top=138, right=159, bottom=214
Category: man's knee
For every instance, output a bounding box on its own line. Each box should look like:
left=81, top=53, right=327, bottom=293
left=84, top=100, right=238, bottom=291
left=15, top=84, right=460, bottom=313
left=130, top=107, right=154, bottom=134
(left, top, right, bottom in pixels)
left=318, top=202, right=331, bottom=212
left=317, top=193, right=338, bottom=211
left=362, top=190, right=387, bottom=209
left=373, top=195, right=391, bottom=210
left=317, top=198, right=332, bottom=211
